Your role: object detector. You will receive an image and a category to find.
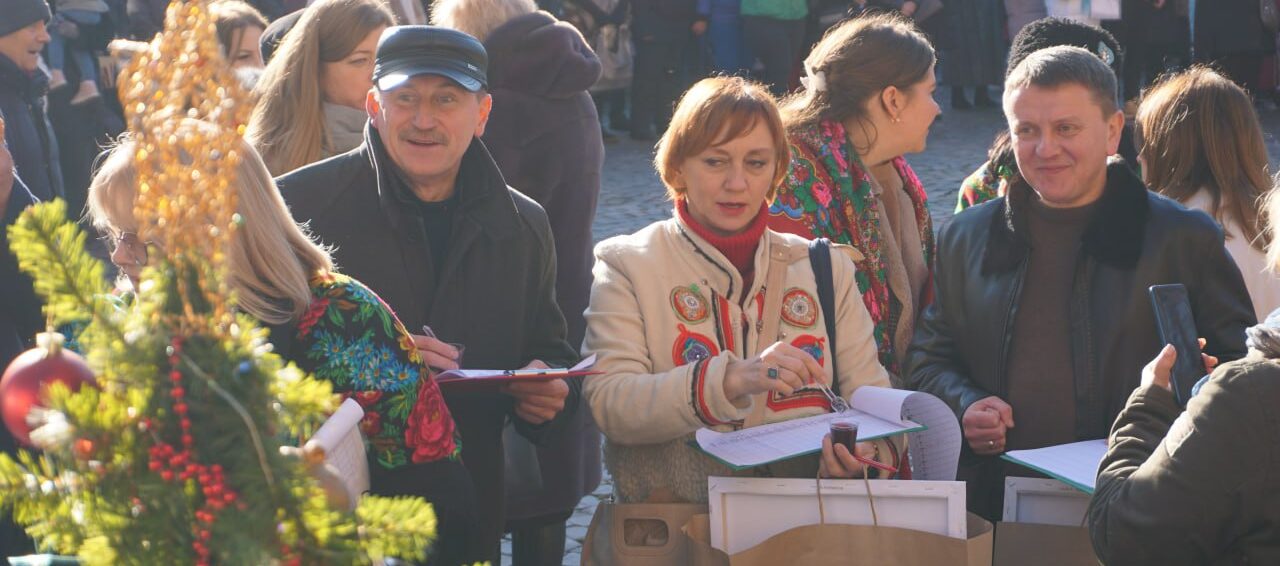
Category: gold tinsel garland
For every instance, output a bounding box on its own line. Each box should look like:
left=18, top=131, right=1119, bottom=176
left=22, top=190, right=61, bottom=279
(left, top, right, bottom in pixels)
left=119, top=0, right=251, bottom=330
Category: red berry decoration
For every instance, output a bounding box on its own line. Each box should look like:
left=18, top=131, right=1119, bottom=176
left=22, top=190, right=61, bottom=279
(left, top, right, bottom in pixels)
left=0, top=332, right=97, bottom=447
left=73, top=438, right=95, bottom=460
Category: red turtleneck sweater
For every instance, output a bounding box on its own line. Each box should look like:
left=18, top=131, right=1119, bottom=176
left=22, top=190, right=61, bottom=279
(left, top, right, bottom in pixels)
left=677, top=200, right=768, bottom=294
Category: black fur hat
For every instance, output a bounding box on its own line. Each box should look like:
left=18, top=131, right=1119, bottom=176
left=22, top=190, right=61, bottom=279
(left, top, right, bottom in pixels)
left=1007, top=17, right=1123, bottom=78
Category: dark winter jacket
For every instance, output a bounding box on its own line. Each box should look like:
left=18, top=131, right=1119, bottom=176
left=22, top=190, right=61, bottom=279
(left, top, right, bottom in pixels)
left=906, top=160, right=1255, bottom=520
left=277, top=124, right=581, bottom=564
left=125, top=0, right=165, bottom=39
left=482, top=10, right=604, bottom=524
left=0, top=172, right=42, bottom=422
left=0, top=175, right=43, bottom=565
left=1194, top=0, right=1273, bottom=58
left=0, top=56, right=62, bottom=203
left=632, top=0, right=697, bottom=35
left=1089, top=355, right=1280, bottom=565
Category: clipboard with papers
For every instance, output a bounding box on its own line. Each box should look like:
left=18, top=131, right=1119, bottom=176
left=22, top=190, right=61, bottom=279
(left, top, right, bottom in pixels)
left=694, top=387, right=963, bottom=481
left=1000, top=439, right=1108, bottom=494
left=434, top=354, right=599, bottom=390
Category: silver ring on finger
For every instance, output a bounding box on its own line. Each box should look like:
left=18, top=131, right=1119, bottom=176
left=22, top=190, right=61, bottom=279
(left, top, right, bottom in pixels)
left=766, top=367, right=780, bottom=380
left=987, top=440, right=995, bottom=449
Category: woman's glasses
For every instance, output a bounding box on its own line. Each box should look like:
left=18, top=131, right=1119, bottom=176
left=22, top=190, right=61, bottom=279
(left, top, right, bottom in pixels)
left=102, top=231, right=151, bottom=267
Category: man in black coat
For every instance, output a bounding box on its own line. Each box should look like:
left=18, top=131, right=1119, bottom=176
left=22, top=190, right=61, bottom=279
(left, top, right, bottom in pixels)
left=906, top=46, right=1255, bottom=520
left=1193, top=0, right=1273, bottom=96
left=277, top=26, right=581, bottom=565
left=0, top=112, right=44, bottom=558
left=0, top=0, right=64, bottom=203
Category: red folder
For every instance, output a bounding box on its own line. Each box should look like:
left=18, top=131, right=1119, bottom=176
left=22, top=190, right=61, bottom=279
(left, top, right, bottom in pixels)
left=435, top=354, right=600, bottom=391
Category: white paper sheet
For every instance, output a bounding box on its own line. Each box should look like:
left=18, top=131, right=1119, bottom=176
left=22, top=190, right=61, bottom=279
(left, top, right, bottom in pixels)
left=694, top=386, right=961, bottom=479
left=695, top=407, right=922, bottom=469
left=707, top=477, right=968, bottom=554
left=309, top=398, right=369, bottom=506
left=1001, top=439, right=1107, bottom=494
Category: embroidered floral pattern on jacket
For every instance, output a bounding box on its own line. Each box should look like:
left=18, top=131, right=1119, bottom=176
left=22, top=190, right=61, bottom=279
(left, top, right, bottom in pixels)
left=780, top=288, right=818, bottom=328
left=295, top=272, right=461, bottom=469
left=767, top=119, right=935, bottom=376
left=790, top=334, right=826, bottom=366
left=670, top=285, right=710, bottom=323
left=673, top=323, right=719, bottom=366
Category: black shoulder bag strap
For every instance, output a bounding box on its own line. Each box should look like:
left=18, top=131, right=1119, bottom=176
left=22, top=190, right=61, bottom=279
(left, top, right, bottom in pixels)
left=808, top=238, right=840, bottom=398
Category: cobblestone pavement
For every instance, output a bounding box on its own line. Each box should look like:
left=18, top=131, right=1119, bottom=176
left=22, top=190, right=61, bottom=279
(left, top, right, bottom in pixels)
left=501, top=96, right=1280, bottom=566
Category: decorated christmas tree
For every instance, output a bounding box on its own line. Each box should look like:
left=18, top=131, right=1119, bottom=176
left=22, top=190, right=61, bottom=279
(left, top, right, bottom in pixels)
left=0, top=1, right=438, bottom=563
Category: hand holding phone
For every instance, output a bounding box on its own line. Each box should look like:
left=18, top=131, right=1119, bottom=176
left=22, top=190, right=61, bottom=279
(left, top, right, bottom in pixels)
left=1148, top=284, right=1207, bottom=407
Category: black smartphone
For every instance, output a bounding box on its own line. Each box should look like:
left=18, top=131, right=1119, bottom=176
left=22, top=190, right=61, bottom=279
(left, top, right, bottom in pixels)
left=1147, top=284, right=1206, bottom=407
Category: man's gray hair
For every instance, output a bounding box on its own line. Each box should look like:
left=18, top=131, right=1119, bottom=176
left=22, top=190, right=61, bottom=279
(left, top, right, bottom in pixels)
left=1004, top=45, right=1119, bottom=117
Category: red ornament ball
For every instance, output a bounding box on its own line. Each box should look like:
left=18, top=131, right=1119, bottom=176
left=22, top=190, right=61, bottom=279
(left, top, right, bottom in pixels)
left=0, top=333, right=97, bottom=447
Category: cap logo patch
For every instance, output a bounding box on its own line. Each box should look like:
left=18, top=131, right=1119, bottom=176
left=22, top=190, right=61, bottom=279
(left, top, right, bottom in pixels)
left=1097, top=42, right=1115, bottom=66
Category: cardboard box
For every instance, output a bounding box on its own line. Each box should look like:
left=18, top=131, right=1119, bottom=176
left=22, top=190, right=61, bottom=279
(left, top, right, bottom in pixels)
left=994, top=522, right=1098, bottom=566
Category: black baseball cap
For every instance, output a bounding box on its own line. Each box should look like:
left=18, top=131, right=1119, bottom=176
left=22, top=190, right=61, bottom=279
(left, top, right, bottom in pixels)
left=373, top=26, right=488, bottom=93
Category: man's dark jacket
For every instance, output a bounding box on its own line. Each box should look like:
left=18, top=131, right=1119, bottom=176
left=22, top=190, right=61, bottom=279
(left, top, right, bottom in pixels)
left=0, top=173, right=41, bottom=555
left=1088, top=356, right=1280, bottom=565
left=905, top=160, right=1255, bottom=520
left=0, top=56, right=62, bottom=203
left=483, top=10, right=604, bottom=525
left=277, top=125, right=580, bottom=563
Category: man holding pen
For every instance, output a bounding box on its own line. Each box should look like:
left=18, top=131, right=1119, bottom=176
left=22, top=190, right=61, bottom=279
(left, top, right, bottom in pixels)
left=278, top=26, right=580, bottom=565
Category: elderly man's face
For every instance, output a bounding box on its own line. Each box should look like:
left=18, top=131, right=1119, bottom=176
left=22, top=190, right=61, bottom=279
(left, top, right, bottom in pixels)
left=0, top=20, right=51, bottom=73
left=367, top=74, right=491, bottom=196
left=1005, top=83, right=1123, bottom=208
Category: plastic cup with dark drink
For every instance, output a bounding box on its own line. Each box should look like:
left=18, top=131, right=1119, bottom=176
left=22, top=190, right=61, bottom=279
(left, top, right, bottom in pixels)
left=830, top=420, right=858, bottom=452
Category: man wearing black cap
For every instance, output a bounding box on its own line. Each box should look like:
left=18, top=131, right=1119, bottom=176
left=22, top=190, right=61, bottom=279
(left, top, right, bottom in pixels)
left=277, top=26, right=580, bottom=564
left=0, top=0, right=64, bottom=204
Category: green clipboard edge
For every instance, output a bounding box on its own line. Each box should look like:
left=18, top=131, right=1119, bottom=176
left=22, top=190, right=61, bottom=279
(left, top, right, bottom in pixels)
left=690, top=423, right=927, bottom=471
left=1000, top=454, right=1096, bottom=495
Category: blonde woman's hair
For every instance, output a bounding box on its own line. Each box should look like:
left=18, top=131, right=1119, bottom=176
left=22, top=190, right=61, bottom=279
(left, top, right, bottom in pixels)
left=1136, top=66, right=1273, bottom=253
left=246, top=0, right=393, bottom=176
left=431, top=0, right=538, bottom=42
left=87, top=126, right=335, bottom=325
left=1268, top=177, right=1280, bottom=273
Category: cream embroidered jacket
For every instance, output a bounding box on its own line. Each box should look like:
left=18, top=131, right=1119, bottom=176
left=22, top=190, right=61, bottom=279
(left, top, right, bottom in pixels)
left=583, top=215, right=893, bottom=503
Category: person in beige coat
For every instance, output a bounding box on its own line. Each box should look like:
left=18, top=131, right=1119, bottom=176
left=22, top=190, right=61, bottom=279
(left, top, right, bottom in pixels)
left=583, top=76, right=901, bottom=504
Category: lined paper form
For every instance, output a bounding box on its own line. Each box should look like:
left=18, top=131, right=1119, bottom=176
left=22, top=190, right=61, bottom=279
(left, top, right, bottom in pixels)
left=695, top=408, right=922, bottom=469
left=694, top=386, right=961, bottom=473
left=1002, top=439, right=1108, bottom=494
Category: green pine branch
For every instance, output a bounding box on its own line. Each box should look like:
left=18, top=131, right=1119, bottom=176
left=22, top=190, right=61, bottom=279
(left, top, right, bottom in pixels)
left=356, top=495, right=437, bottom=562
left=8, top=200, right=109, bottom=326
left=2, top=201, right=442, bottom=564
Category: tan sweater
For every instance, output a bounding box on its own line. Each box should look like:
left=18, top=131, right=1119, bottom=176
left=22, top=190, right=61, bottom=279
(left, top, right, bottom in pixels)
left=583, top=216, right=893, bottom=503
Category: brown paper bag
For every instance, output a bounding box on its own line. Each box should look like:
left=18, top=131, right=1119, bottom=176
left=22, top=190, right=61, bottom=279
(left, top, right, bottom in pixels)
left=685, top=513, right=994, bottom=566
left=994, top=522, right=1098, bottom=566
